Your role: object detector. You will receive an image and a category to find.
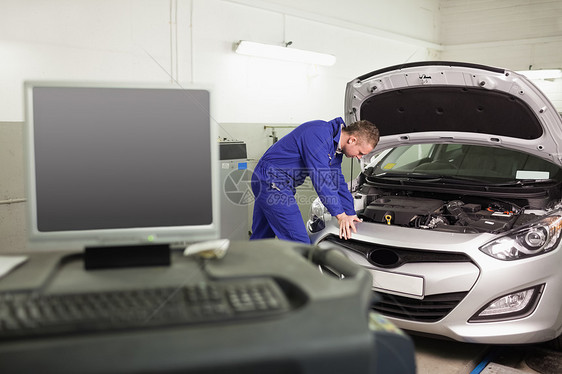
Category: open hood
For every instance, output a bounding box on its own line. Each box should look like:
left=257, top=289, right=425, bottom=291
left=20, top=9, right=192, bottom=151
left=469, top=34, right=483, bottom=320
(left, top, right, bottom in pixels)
left=345, top=61, right=562, bottom=166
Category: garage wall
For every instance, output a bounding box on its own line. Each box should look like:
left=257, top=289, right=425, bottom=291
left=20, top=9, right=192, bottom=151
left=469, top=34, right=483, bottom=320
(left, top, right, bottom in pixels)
left=439, top=0, right=562, bottom=111
left=2, top=0, right=559, bottom=253
left=0, top=123, right=26, bottom=254
left=0, top=0, right=440, bottom=123
left=0, top=0, right=440, bottom=253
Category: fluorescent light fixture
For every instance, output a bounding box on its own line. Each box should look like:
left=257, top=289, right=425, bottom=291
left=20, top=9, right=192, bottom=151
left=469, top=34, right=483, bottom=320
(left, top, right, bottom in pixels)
left=234, top=40, right=336, bottom=66
left=517, top=69, right=562, bottom=80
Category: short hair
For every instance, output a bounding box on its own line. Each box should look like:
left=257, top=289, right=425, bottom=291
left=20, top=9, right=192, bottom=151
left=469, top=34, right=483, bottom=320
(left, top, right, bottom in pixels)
left=343, top=120, right=379, bottom=147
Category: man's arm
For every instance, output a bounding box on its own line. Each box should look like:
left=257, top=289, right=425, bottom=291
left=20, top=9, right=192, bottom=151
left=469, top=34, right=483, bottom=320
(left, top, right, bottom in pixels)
left=334, top=164, right=362, bottom=239
left=336, top=167, right=356, bottom=215
left=299, top=127, right=361, bottom=240
left=296, top=124, right=342, bottom=207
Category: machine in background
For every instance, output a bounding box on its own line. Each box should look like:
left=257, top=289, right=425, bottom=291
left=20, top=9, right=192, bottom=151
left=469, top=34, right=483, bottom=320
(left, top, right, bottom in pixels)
left=219, top=140, right=251, bottom=240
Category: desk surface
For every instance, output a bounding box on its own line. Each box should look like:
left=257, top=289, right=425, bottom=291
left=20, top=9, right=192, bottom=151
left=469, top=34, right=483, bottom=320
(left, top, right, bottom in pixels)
left=0, top=239, right=413, bottom=374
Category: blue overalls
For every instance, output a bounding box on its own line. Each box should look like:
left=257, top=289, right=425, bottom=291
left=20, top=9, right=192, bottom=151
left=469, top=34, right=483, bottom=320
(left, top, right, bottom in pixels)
left=250, top=117, right=356, bottom=243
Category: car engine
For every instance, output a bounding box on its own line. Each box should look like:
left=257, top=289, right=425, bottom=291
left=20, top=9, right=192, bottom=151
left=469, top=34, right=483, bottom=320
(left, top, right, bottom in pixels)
left=356, top=193, right=542, bottom=234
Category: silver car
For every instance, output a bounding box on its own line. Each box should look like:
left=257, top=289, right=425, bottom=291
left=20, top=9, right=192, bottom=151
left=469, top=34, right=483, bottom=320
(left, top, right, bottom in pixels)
left=307, top=62, right=562, bottom=348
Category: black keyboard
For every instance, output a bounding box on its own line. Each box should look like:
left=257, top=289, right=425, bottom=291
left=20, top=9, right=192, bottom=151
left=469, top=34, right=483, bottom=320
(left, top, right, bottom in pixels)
left=0, top=278, right=290, bottom=340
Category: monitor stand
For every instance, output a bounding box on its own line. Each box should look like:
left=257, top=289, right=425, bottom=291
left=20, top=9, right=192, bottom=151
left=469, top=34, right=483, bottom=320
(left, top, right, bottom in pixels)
left=84, top=244, right=171, bottom=270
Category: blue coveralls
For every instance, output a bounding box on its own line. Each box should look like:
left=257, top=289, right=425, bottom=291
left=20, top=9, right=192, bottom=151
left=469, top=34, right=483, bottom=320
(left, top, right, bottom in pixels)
left=250, top=117, right=356, bottom=243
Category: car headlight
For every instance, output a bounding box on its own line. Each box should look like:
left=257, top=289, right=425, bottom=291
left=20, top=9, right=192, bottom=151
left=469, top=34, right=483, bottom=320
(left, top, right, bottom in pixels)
left=307, top=197, right=332, bottom=233
left=480, top=213, right=562, bottom=260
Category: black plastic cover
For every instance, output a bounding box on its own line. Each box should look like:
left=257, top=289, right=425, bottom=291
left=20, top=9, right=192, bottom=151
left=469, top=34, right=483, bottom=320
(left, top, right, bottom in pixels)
left=360, top=86, right=542, bottom=139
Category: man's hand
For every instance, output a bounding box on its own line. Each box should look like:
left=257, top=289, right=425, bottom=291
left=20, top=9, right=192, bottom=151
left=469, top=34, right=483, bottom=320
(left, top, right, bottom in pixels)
left=335, top=213, right=362, bottom=240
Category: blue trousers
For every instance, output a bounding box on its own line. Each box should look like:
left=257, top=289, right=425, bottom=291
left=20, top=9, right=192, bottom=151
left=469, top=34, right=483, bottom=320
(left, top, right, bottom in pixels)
left=250, top=179, right=311, bottom=244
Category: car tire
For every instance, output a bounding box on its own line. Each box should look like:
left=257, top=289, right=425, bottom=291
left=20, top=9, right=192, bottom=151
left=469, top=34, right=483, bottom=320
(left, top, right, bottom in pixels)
left=546, top=335, right=562, bottom=351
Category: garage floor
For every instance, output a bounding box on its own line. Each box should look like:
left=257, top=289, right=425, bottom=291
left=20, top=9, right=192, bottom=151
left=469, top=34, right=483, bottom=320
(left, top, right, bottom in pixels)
left=414, top=335, right=562, bottom=373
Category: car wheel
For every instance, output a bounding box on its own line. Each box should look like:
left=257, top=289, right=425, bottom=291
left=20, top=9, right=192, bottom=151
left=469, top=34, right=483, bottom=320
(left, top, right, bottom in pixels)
left=546, top=335, right=562, bottom=351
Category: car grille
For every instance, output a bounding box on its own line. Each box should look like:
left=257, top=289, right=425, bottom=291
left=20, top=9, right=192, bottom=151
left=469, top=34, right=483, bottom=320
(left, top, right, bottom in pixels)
left=373, top=291, right=468, bottom=322
left=319, top=235, right=472, bottom=322
left=320, top=235, right=473, bottom=268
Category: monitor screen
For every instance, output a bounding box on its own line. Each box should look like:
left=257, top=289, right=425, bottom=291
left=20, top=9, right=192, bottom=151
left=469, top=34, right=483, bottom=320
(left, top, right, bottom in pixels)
left=24, top=83, right=219, bottom=250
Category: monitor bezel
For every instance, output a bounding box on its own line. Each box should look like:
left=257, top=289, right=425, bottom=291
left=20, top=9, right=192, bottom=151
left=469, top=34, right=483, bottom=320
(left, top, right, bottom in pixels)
left=24, top=81, right=220, bottom=250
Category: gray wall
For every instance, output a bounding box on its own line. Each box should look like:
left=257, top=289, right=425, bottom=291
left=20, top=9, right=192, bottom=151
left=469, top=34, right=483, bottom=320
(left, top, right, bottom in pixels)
left=0, top=122, right=27, bottom=253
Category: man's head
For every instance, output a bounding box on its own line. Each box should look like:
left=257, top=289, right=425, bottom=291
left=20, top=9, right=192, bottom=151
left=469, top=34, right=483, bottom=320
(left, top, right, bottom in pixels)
left=340, top=120, right=379, bottom=160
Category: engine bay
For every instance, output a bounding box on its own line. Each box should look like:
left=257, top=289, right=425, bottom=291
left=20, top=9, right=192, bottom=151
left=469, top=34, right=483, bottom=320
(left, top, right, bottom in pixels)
left=355, top=185, right=550, bottom=234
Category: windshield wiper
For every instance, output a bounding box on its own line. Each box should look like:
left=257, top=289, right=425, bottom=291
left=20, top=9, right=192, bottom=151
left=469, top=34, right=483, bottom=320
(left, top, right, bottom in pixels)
left=371, top=172, right=485, bottom=184
left=371, top=172, right=559, bottom=187
left=490, top=179, right=558, bottom=186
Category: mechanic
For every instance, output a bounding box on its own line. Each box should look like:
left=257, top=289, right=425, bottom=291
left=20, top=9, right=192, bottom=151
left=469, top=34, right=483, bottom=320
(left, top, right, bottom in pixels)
left=250, top=117, right=379, bottom=243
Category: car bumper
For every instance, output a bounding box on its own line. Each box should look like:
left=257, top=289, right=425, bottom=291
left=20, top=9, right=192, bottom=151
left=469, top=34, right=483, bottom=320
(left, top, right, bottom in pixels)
left=310, top=220, right=562, bottom=345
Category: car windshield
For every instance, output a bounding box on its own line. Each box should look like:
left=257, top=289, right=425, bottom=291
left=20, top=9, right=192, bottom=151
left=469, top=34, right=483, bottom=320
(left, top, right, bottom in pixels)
left=366, top=143, right=562, bottom=184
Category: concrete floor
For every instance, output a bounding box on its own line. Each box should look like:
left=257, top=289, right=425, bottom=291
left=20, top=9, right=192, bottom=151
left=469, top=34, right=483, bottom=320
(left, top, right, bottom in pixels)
left=414, top=336, right=489, bottom=373
left=413, top=335, right=561, bottom=374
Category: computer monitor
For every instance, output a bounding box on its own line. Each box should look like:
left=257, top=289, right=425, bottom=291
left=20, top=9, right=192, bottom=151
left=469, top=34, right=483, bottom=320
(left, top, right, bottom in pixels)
left=24, top=82, right=219, bottom=252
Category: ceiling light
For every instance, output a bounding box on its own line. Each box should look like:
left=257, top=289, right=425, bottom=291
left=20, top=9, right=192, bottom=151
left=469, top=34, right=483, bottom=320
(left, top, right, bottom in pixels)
left=234, top=41, right=336, bottom=66
left=517, top=69, right=562, bottom=80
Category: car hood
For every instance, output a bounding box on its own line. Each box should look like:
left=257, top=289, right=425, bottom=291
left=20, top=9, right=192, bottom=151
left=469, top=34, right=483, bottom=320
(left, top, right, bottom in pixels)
left=345, top=61, right=562, bottom=167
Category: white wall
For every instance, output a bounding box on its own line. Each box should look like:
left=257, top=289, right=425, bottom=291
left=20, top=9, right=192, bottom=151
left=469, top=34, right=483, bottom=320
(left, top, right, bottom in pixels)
left=0, top=0, right=440, bottom=252
left=439, top=0, right=562, bottom=111
left=2, top=0, right=561, bottom=253
left=0, top=0, right=440, bottom=124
